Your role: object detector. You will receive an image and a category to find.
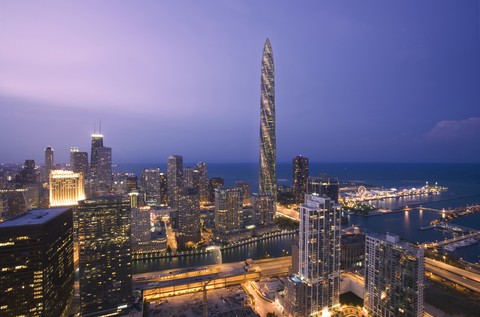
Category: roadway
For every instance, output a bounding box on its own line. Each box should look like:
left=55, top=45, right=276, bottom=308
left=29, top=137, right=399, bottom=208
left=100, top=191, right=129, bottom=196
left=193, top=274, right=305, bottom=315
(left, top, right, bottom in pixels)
left=276, top=205, right=299, bottom=221
left=163, top=220, right=177, bottom=251
left=425, top=258, right=480, bottom=293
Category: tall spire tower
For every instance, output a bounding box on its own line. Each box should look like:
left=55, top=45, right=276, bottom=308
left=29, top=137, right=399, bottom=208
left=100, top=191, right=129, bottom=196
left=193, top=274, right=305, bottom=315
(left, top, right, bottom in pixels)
left=259, top=38, right=276, bottom=201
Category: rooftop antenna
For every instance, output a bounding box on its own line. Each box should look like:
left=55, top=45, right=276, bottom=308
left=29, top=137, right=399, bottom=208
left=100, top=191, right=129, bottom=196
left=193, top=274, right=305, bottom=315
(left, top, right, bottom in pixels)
left=99, top=120, right=102, bottom=134
left=93, top=121, right=96, bottom=134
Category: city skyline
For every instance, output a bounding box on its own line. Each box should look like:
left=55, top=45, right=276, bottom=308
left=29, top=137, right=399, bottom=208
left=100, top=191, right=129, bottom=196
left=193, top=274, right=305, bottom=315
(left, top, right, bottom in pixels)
left=1, top=1, right=479, bottom=164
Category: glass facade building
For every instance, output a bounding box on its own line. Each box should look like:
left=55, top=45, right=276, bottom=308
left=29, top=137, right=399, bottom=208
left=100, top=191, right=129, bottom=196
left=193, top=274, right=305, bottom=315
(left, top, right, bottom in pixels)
left=77, top=196, right=132, bottom=316
left=292, top=155, right=309, bottom=203
left=364, top=233, right=424, bottom=317
left=0, top=208, right=74, bottom=317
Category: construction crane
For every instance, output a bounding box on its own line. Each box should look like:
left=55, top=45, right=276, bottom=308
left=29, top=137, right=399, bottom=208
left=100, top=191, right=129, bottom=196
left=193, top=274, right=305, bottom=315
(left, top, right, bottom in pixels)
left=203, top=273, right=219, bottom=317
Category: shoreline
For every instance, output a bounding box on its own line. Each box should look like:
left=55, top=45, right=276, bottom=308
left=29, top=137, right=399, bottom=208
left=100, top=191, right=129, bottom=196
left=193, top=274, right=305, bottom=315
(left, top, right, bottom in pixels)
left=132, top=229, right=297, bottom=261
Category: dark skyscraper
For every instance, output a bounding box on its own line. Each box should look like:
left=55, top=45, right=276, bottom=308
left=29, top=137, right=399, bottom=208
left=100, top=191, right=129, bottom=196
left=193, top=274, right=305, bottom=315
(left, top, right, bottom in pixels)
left=0, top=208, right=74, bottom=317
left=167, top=155, right=183, bottom=210
left=18, top=159, right=37, bottom=184
left=307, top=176, right=340, bottom=203
left=196, top=162, right=209, bottom=203
left=70, top=147, right=89, bottom=179
left=89, top=133, right=103, bottom=176
left=259, top=38, right=276, bottom=201
left=292, top=156, right=309, bottom=203
left=95, top=146, right=112, bottom=191
left=208, top=177, right=224, bottom=202
left=44, top=146, right=54, bottom=178
left=77, top=196, right=132, bottom=316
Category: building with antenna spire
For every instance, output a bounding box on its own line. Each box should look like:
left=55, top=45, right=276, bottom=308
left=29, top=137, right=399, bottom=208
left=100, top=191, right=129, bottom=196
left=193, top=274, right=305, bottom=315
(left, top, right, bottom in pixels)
left=89, top=121, right=112, bottom=195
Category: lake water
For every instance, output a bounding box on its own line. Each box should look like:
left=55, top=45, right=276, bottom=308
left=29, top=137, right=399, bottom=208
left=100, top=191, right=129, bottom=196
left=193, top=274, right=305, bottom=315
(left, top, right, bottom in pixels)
left=119, top=162, right=480, bottom=273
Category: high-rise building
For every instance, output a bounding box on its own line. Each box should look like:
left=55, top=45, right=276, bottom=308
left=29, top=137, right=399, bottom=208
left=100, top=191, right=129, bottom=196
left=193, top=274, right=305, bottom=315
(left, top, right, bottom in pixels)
left=252, top=192, right=275, bottom=226
left=89, top=134, right=103, bottom=177
left=284, top=195, right=341, bottom=316
left=196, top=162, right=209, bottom=203
left=167, top=155, right=183, bottom=210
left=126, top=176, right=138, bottom=193
left=307, top=176, right=340, bottom=203
left=292, top=156, right=309, bottom=203
left=214, top=188, right=243, bottom=236
left=77, top=196, right=132, bottom=316
left=49, top=170, right=86, bottom=207
left=141, top=168, right=163, bottom=206
left=0, top=189, right=28, bottom=218
left=0, top=208, right=74, bottom=317
left=259, top=38, right=277, bottom=203
left=159, top=172, right=168, bottom=205
left=18, top=159, right=37, bottom=184
left=177, top=188, right=201, bottom=246
left=95, top=146, right=112, bottom=191
left=44, top=146, right=54, bottom=179
left=208, top=177, right=224, bottom=202
left=235, top=181, right=251, bottom=206
left=70, top=147, right=89, bottom=179
left=89, top=133, right=112, bottom=194
left=364, top=233, right=424, bottom=317
left=131, top=203, right=151, bottom=246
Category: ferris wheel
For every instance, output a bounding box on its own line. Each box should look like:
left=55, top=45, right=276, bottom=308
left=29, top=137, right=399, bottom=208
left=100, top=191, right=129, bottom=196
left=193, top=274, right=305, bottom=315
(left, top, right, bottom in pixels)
left=357, top=186, right=367, bottom=196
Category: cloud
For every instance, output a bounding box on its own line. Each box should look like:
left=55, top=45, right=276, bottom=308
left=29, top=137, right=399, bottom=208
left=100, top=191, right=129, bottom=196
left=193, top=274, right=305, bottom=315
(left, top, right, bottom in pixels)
left=425, top=117, right=480, bottom=141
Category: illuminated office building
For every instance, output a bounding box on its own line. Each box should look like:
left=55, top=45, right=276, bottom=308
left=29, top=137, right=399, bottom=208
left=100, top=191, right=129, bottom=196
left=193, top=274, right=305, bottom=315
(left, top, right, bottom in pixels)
left=183, top=167, right=199, bottom=190
left=0, top=208, right=74, bottom=317
left=307, top=176, right=339, bottom=203
left=167, top=155, right=183, bottom=210
left=77, top=196, right=132, bottom=316
left=364, top=233, right=424, bottom=317
left=131, top=207, right=150, bottom=245
left=49, top=170, right=86, bottom=207
left=292, top=156, right=309, bottom=203
left=252, top=192, right=274, bottom=226
left=214, top=188, right=243, bottom=236
left=0, top=189, right=27, bottom=218
left=141, top=167, right=165, bottom=206
left=284, top=195, right=341, bottom=316
left=259, top=38, right=277, bottom=205
left=177, top=188, right=201, bottom=245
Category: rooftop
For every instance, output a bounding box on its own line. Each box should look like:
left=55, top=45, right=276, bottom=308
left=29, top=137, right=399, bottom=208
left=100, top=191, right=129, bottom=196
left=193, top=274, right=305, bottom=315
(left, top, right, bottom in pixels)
left=0, top=208, right=70, bottom=227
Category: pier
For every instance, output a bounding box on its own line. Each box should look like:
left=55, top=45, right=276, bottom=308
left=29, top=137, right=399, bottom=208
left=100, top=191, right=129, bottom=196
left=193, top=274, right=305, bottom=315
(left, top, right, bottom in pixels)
left=423, top=232, right=480, bottom=249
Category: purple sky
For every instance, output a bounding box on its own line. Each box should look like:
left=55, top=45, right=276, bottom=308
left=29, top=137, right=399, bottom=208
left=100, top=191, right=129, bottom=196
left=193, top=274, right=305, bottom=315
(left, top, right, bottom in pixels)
left=1, top=1, right=479, bottom=164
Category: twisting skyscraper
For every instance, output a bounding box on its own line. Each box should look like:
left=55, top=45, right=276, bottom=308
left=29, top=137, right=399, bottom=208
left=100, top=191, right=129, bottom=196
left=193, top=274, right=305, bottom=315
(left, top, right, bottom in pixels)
left=259, top=38, right=276, bottom=200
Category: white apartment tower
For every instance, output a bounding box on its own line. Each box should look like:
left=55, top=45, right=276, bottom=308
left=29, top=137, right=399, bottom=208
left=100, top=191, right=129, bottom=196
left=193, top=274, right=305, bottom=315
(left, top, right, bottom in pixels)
left=296, top=194, right=341, bottom=315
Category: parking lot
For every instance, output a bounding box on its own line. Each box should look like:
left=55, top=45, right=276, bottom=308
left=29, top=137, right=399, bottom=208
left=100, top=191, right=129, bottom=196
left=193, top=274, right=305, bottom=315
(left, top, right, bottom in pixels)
left=147, top=285, right=257, bottom=317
